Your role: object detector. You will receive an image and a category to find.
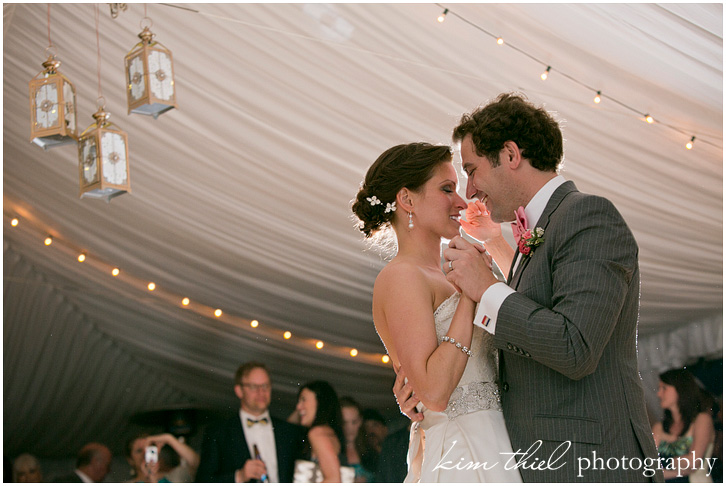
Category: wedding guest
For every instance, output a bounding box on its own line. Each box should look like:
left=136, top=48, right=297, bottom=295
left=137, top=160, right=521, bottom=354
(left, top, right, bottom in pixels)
left=125, top=433, right=199, bottom=482
left=360, top=409, right=387, bottom=455
left=151, top=433, right=199, bottom=482
left=125, top=433, right=164, bottom=483
left=375, top=425, right=410, bottom=483
left=52, top=442, right=112, bottom=483
left=196, top=362, right=305, bottom=482
left=12, top=453, right=43, bottom=482
left=339, top=397, right=374, bottom=482
left=652, top=368, right=716, bottom=482
left=291, top=380, right=351, bottom=482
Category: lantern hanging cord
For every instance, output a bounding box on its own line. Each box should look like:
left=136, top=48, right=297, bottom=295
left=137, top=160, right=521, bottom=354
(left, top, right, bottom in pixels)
left=95, top=4, right=102, bottom=100
left=46, top=4, right=52, bottom=48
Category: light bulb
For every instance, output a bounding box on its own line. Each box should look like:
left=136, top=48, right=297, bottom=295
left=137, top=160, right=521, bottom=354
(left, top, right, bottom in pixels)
left=78, top=253, right=86, bottom=262
left=182, top=297, right=190, bottom=306
left=437, top=8, right=448, bottom=23
left=686, top=136, right=695, bottom=150
left=645, top=114, right=654, bottom=124
left=251, top=320, right=259, bottom=328
left=44, top=236, right=53, bottom=246
left=316, top=341, right=324, bottom=349
left=214, top=309, right=223, bottom=317
left=283, top=331, right=292, bottom=339
left=540, top=66, right=550, bottom=81
left=11, top=218, right=19, bottom=227
left=381, top=355, right=390, bottom=364
left=594, top=91, right=601, bottom=104
left=112, top=268, right=120, bottom=276
left=148, top=282, right=156, bottom=291
left=496, top=37, right=504, bottom=45
left=350, top=348, right=358, bottom=357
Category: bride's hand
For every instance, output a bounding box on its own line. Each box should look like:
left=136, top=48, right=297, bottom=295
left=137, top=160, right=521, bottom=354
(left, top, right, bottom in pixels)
left=393, top=364, right=424, bottom=422
left=460, top=200, right=502, bottom=243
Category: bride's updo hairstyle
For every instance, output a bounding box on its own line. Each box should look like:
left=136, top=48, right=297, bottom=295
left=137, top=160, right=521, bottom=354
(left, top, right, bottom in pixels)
left=353, top=143, right=453, bottom=238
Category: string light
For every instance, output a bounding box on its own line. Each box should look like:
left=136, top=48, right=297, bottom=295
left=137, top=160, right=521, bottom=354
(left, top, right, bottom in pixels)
left=686, top=136, right=695, bottom=150
left=540, top=66, right=550, bottom=81
left=424, top=4, right=719, bottom=150
left=437, top=8, right=448, bottom=23
left=645, top=114, right=655, bottom=124
left=10, top=216, right=390, bottom=366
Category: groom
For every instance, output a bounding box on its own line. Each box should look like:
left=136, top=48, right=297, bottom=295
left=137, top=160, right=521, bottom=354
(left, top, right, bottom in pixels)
left=399, top=93, right=662, bottom=482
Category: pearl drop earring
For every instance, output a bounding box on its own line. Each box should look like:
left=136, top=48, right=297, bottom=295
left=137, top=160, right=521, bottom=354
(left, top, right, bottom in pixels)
left=408, top=212, right=414, bottom=229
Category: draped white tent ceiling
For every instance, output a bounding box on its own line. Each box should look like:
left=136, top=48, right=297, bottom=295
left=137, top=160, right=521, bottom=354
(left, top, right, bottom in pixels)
left=3, top=3, right=723, bottom=459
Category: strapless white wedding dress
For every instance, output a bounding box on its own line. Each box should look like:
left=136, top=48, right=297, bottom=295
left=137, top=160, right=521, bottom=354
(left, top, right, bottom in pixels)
left=404, top=293, right=523, bottom=483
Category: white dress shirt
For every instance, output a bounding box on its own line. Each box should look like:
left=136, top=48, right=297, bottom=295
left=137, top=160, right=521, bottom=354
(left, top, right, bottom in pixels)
left=474, top=175, right=567, bottom=333
left=240, top=409, right=279, bottom=483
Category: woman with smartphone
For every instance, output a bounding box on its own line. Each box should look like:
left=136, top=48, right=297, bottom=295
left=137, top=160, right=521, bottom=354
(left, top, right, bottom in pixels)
left=125, top=433, right=199, bottom=482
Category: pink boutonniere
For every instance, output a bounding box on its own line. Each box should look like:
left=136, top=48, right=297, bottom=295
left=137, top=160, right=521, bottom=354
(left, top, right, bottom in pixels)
left=511, top=206, right=545, bottom=258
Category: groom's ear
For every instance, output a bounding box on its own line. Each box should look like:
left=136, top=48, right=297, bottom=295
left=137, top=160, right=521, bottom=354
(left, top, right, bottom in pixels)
left=396, top=188, right=414, bottom=212
left=503, top=140, right=522, bottom=169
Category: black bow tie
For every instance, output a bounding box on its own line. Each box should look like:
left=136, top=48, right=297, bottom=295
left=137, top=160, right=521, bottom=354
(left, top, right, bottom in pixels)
left=246, top=417, right=269, bottom=427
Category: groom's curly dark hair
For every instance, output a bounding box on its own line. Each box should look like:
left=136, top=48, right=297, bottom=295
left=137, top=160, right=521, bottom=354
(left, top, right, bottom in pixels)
left=453, top=92, right=563, bottom=172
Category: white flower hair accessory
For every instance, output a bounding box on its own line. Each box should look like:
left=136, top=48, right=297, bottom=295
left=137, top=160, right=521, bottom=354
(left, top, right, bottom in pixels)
left=367, top=196, right=381, bottom=206
left=385, top=202, right=396, bottom=213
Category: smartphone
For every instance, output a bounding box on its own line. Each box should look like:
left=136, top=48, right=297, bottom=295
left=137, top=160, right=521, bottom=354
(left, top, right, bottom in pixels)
left=145, top=445, right=158, bottom=464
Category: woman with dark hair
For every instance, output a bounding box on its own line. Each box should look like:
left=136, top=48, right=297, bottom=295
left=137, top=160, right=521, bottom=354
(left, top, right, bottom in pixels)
left=351, top=143, right=521, bottom=482
left=652, top=368, right=716, bottom=482
left=291, top=381, right=353, bottom=482
left=339, top=397, right=376, bottom=482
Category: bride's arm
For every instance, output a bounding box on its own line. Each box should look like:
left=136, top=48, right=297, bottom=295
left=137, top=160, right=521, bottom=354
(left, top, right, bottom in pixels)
left=376, top=265, right=476, bottom=412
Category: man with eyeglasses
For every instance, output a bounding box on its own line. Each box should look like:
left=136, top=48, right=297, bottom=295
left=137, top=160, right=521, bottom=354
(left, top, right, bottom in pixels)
left=196, top=362, right=305, bottom=482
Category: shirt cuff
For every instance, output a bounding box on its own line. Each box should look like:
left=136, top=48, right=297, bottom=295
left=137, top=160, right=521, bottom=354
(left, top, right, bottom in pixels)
left=473, top=282, right=515, bottom=334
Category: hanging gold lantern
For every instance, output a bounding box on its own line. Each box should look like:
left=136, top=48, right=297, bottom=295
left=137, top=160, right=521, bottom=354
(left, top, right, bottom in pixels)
left=78, top=104, right=131, bottom=202
left=124, top=23, right=177, bottom=119
left=28, top=53, right=78, bottom=149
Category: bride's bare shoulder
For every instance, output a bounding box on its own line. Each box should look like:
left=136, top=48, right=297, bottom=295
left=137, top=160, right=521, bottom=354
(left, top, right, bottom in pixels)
left=374, top=260, right=427, bottom=298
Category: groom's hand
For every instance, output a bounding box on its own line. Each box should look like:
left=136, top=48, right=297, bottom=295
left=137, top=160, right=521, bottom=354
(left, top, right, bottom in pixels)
left=443, top=236, right=498, bottom=302
left=393, top=364, right=423, bottom=422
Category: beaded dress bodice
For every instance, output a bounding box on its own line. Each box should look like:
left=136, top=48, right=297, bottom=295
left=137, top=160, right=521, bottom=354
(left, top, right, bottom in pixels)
left=432, top=292, right=502, bottom=419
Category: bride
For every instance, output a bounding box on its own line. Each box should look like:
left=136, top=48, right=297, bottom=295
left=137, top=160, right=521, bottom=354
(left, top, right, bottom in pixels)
left=352, top=142, right=522, bottom=482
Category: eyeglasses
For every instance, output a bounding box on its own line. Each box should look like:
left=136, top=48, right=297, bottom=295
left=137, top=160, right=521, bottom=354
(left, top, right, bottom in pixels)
left=241, top=383, right=271, bottom=392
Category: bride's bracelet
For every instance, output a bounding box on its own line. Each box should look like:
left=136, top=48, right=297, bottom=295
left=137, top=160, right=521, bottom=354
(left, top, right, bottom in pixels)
left=441, top=335, right=472, bottom=357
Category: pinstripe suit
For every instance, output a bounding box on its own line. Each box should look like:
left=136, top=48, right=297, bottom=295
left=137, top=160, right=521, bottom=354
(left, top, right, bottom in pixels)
left=494, top=181, right=663, bottom=482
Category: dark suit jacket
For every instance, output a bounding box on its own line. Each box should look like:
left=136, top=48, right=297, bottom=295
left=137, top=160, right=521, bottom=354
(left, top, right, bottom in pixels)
left=495, top=181, right=663, bottom=482
left=51, top=471, right=84, bottom=482
left=195, top=414, right=305, bottom=482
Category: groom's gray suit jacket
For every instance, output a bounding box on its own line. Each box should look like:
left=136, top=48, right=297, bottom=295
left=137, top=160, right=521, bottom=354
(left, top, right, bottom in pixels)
left=495, top=181, right=663, bottom=482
